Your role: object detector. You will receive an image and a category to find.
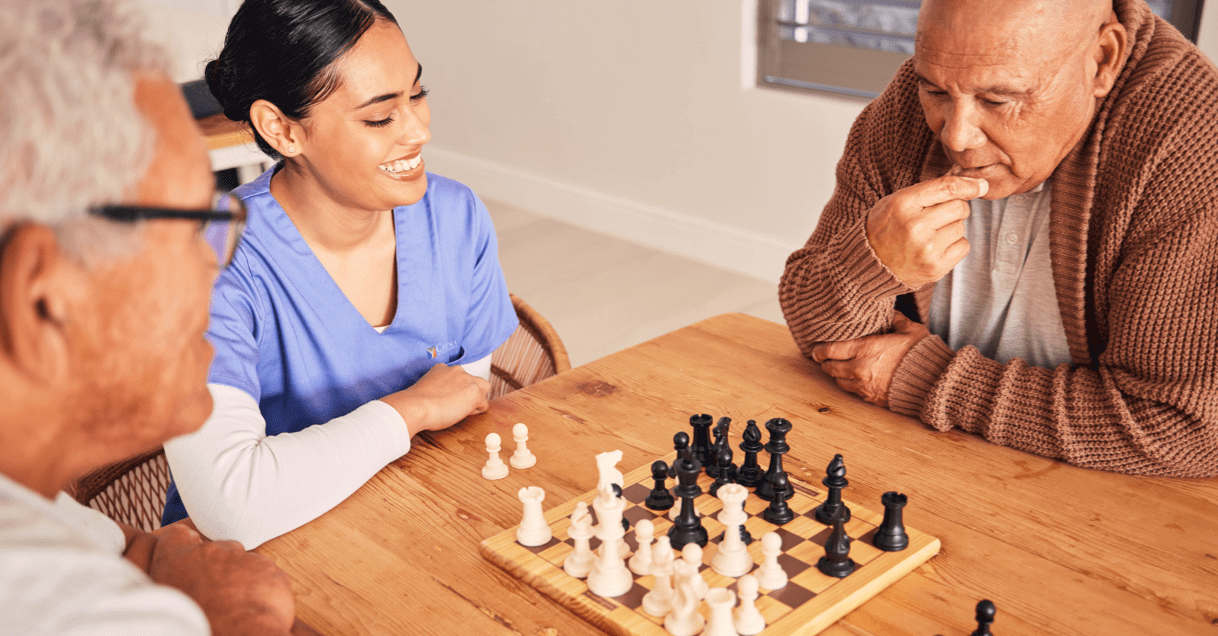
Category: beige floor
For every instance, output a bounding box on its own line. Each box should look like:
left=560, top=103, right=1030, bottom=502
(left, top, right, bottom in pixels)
left=487, top=199, right=787, bottom=368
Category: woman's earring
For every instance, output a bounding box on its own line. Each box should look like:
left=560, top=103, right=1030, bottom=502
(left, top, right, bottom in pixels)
left=287, top=145, right=297, bottom=155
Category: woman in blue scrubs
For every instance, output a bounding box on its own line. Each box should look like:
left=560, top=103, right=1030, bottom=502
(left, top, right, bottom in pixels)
left=162, top=0, right=518, bottom=548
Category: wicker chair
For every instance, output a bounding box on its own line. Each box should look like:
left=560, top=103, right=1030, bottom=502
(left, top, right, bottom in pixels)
left=69, top=293, right=569, bottom=530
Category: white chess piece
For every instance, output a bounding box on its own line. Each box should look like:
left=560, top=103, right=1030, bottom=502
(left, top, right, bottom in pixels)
left=704, top=587, right=739, bottom=636
left=664, top=560, right=706, bottom=636
left=586, top=485, right=632, bottom=598
left=481, top=433, right=508, bottom=480
left=711, top=484, right=753, bottom=577
left=593, top=450, right=624, bottom=507
left=509, top=423, right=536, bottom=469
left=733, top=574, right=766, bottom=635
left=628, top=519, right=655, bottom=576
left=754, top=531, right=788, bottom=590
left=516, top=486, right=551, bottom=547
left=641, top=536, right=676, bottom=617
left=563, top=502, right=595, bottom=578
left=680, top=543, right=708, bottom=599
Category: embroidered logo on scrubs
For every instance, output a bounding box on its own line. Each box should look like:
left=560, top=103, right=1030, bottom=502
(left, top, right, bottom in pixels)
left=427, top=342, right=460, bottom=359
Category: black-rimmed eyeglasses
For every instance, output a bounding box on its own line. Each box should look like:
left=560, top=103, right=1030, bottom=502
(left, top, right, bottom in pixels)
left=90, top=192, right=247, bottom=268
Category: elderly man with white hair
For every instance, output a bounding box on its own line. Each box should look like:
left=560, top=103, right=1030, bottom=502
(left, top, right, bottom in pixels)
left=0, top=0, right=304, bottom=634
left=780, top=0, right=1218, bottom=477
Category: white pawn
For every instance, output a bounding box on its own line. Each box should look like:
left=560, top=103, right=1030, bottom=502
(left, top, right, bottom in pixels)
left=664, top=560, right=706, bottom=636
left=516, top=486, right=551, bottom=547
left=704, top=587, right=739, bottom=636
left=509, top=423, right=536, bottom=469
left=641, top=536, right=676, bottom=617
left=754, top=532, right=788, bottom=590
left=563, top=502, right=595, bottom=578
left=628, top=519, right=655, bottom=576
left=733, top=574, right=766, bottom=635
left=680, top=543, right=708, bottom=599
left=482, top=433, right=508, bottom=480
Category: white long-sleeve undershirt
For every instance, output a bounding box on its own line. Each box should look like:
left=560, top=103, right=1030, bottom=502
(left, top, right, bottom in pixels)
left=165, top=356, right=492, bottom=550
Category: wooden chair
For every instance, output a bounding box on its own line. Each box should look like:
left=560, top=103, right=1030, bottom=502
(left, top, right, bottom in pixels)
left=69, top=293, right=569, bottom=530
left=489, top=293, right=571, bottom=399
left=68, top=447, right=171, bottom=532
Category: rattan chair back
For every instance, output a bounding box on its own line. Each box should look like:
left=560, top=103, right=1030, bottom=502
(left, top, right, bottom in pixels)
left=489, top=294, right=571, bottom=399
left=68, top=448, right=171, bottom=532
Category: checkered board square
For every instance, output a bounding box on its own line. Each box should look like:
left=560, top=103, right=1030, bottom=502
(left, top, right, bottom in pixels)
left=480, top=453, right=940, bottom=635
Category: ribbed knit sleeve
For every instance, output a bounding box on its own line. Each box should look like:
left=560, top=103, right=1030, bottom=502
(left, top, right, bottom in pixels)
left=782, top=0, right=1218, bottom=478
left=779, top=63, right=933, bottom=357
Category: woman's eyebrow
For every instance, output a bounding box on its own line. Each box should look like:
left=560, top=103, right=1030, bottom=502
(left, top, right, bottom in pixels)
left=353, top=64, right=423, bottom=110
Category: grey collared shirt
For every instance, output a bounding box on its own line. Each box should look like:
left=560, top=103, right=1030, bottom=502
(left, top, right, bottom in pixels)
left=927, top=182, right=1073, bottom=368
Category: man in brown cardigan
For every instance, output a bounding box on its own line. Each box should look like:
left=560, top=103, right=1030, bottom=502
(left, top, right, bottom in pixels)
left=779, top=0, right=1218, bottom=478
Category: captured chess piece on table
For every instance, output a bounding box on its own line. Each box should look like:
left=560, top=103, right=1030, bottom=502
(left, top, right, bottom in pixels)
left=971, top=599, right=997, bottom=636
left=482, top=433, right=508, bottom=480
left=509, top=422, right=536, bottom=469
left=516, top=486, right=551, bottom=547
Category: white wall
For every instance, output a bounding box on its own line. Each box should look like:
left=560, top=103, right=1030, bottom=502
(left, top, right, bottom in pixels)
left=146, top=0, right=1218, bottom=283
left=386, top=0, right=860, bottom=282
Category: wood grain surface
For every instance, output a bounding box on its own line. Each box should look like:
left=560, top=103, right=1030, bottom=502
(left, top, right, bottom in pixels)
left=255, top=314, right=1218, bottom=635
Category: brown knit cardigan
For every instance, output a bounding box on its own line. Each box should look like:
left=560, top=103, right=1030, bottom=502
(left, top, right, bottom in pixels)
left=779, top=0, right=1218, bottom=478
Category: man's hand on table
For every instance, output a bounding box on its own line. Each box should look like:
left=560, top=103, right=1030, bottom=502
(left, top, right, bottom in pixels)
left=124, top=523, right=297, bottom=636
left=865, top=173, right=988, bottom=288
left=380, top=362, right=491, bottom=438
left=812, top=311, right=930, bottom=407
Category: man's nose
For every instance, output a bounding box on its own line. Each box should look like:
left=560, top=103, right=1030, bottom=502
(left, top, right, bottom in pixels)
left=939, top=100, right=987, bottom=153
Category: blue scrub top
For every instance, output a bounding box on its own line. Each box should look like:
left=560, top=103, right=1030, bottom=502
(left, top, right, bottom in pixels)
left=163, top=168, right=517, bottom=525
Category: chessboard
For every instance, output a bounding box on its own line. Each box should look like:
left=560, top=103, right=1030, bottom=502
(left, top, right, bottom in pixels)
left=480, top=451, right=940, bottom=636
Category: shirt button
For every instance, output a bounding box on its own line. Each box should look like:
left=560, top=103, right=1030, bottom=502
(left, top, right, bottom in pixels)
left=1006, top=232, right=1019, bottom=244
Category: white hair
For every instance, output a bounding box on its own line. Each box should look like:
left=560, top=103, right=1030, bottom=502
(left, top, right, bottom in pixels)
left=0, top=0, right=171, bottom=261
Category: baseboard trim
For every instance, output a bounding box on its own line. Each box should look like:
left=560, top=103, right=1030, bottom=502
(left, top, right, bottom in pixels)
left=423, top=147, right=798, bottom=284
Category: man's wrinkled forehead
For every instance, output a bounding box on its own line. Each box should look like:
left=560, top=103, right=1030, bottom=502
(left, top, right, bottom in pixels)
left=915, top=0, right=1109, bottom=64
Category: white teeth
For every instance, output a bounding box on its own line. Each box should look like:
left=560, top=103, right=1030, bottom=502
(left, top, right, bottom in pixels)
left=379, top=156, right=422, bottom=174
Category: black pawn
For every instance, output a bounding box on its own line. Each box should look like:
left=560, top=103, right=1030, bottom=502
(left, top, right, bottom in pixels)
left=736, top=420, right=764, bottom=488
left=756, top=418, right=794, bottom=501
left=645, top=460, right=675, bottom=510
left=707, top=417, right=731, bottom=478
left=611, top=483, right=630, bottom=532
left=667, top=457, right=708, bottom=550
left=873, top=491, right=909, bottom=551
left=689, top=413, right=714, bottom=467
left=815, top=509, right=856, bottom=578
left=708, top=447, right=736, bottom=497
left=762, top=473, right=794, bottom=524
left=971, top=600, right=997, bottom=636
left=814, top=454, right=852, bottom=524
left=670, top=431, right=690, bottom=479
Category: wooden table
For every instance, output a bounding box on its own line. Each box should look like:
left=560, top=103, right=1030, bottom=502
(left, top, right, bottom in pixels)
left=256, top=314, right=1218, bottom=635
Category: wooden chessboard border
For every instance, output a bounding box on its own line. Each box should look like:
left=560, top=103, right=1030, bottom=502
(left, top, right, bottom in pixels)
left=480, top=453, right=940, bottom=636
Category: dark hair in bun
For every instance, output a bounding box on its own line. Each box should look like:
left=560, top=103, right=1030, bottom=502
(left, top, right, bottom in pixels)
left=204, top=0, right=397, bottom=159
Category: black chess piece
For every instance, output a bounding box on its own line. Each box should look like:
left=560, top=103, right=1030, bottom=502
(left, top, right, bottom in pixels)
left=755, top=418, right=794, bottom=501
left=762, top=472, right=795, bottom=524
left=645, top=460, right=675, bottom=511
left=736, top=420, right=764, bottom=488
left=688, top=413, right=714, bottom=467
left=707, top=417, right=731, bottom=478
left=814, top=454, right=852, bottom=524
left=670, top=431, right=690, bottom=478
left=815, top=509, right=856, bottom=578
left=611, top=483, right=630, bottom=532
left=708, top=446, right=737, bottom=497
left=971, top=600, right=997, bottom=636
left=873, top=491, right=909, bottom=551
left=667, top=457, right=708, bottom=550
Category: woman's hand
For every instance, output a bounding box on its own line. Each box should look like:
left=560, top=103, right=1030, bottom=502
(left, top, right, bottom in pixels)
left=380, top=363, right=490, bottom=437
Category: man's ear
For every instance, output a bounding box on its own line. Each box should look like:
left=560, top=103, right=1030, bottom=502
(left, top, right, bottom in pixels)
left=0, top=224, right=76, bottom=384
left=249, top=99, right=304, bottom=157
left=1092, top=17, right=1129, bottom=98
